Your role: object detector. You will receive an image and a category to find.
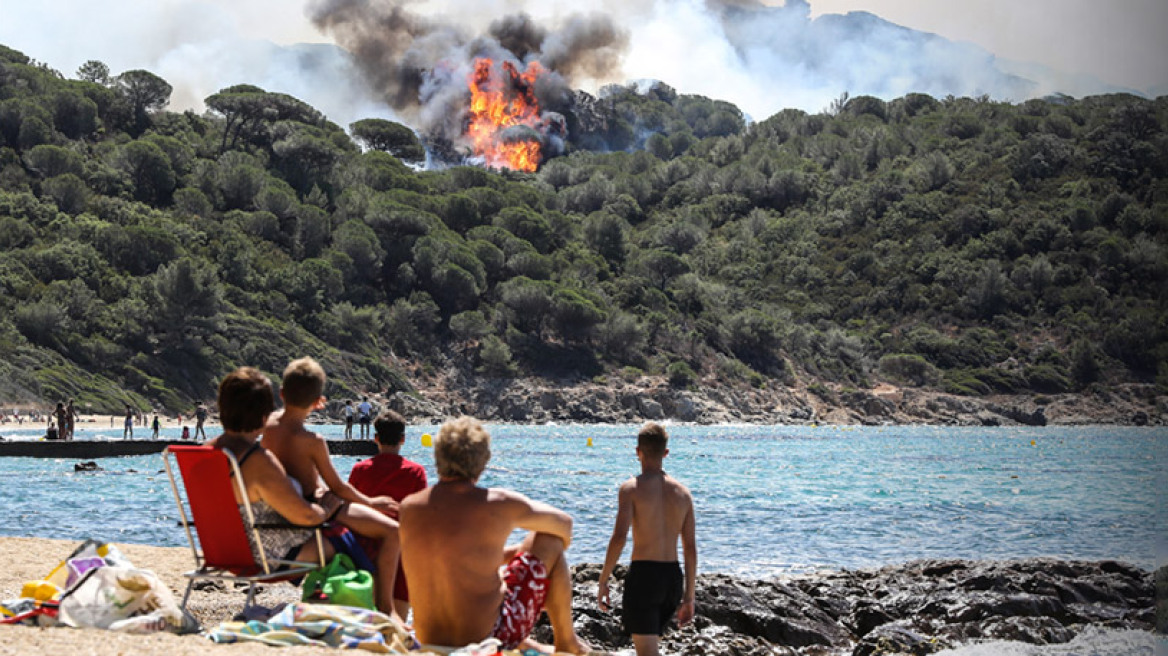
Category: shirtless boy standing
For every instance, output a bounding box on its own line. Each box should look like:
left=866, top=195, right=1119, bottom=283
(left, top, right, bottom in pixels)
left=597, top=422, right=697, bottom=656
left=399, top=416, right=593, bottom=654
left=262, top=356, right=402, bottom=618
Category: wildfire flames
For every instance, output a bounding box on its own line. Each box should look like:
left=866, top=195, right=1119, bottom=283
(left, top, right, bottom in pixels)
left=466, top=58, right=545, bottom=172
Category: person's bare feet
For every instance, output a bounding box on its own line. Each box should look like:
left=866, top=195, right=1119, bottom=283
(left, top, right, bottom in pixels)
left=518, top=637, right=555, bottom=654
left=554, top=635, right=605, bottom=655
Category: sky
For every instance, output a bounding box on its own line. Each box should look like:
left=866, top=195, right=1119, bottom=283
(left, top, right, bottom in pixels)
left=808, top=0, right=1168, bottom=94
left=0, top=0, right=1164, bottom=127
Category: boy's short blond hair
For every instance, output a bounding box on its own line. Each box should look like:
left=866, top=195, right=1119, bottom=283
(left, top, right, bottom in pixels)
left=282, top=357, right=326, bottom=409
left=435, top=416, right=491, bottom=481
left=637, top=422, right=669, bottom=456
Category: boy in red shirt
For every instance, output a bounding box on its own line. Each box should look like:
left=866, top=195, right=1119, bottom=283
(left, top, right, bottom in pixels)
left=349, top=410, right=428, bottom=618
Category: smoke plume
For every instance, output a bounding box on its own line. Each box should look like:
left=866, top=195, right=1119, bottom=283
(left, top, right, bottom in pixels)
left=308, top=0, right=627, bottom=142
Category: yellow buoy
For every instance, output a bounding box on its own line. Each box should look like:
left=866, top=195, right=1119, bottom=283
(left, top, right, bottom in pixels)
left=1030, top=440, right=1036, bottom=446
left=587, top=437, right=593, bottom=447
left=421, top=433, right=433, bottom=447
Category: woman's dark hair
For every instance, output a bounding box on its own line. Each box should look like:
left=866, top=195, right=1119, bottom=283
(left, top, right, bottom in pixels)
left=217, top=367, right=275, bottom=433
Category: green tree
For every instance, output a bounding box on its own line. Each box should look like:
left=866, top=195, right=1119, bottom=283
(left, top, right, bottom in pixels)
left=115, top=69, right=172, bottom=135
left=478, top=334, right=517, bottom=376
left=76, top=60, right=111, bottom=85
left=116, top=139, right=176, bottom=204
left=350, top=118, right=425, bottom=162
left=150, top=258, right=221, bottom=345
left=24, top=145, right=83, bottom=178
left=42, top=173, right=90, bottom=214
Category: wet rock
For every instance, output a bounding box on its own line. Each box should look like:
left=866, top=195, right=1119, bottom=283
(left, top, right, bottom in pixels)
left=562, top=558, right=1154, bottom=655
left=846, top=602, right=896, bottom=638
left=853, top=621, right=950, bottom=656
left=74, top=461, right=101, bottom=471
left=979, top=616, right=1074, bottom=644
left=1156, top=566, right=1167, bottom=634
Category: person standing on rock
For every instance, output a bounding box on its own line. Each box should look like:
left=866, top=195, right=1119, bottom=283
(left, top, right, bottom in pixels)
left=194, top=401, right=208, bottom=441
left=65, top=399, right=77, bottom=440
left=597, top=422, right=697, bottom=656
left=344, top=400, right=355, bottom=440
left=122, top=405, right=134, bottom=439
left=357, top=397, right=373, bottom=439
left=54, top=403, right=68, bottom=440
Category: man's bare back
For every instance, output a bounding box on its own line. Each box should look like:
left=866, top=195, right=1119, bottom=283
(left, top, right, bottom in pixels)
left=399, top=417, right=590, bottom=653
left=598, top=423, right=697, bottom=656
left=400, top=482, right=558, bottom=645
left=625, top=471, right=693, bottom=562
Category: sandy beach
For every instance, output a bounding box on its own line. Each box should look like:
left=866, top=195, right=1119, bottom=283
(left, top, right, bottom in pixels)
left=0, top=537, right=340, bottom=655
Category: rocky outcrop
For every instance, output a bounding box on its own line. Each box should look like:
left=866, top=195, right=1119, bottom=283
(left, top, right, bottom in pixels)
left=541, top=559, right=1158, bottom=655
left=376, top=374, right=1166, bottom=427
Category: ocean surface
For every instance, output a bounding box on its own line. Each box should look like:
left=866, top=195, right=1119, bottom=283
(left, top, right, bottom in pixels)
left=1, top=423, right=1164, bottom=578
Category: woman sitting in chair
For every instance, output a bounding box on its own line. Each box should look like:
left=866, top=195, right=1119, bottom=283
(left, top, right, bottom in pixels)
left=207, top=367, right=401, bottom=622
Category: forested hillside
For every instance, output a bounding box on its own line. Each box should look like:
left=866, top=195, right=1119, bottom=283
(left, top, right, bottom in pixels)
left=0, top=44, right=1165, bottom=415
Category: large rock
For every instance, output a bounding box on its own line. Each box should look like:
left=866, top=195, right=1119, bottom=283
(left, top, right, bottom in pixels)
left=560, top=559, right=1156, bottom=655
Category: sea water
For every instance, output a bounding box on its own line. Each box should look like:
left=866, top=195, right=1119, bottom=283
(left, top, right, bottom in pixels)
left=1, top=423, right=1164, bottom=577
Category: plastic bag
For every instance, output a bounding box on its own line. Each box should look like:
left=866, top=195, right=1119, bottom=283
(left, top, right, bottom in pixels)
left=301, top=553, right=375, bottom=610
left=57, top=566, right=199, bottom=634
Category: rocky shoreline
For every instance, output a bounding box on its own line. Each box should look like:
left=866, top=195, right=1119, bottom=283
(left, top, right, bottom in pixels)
left=0, top=540, right=1160, bottom=655
left=370, top=376, right=1167, bottom=427
left=546, top=559, right=1163, bottom=655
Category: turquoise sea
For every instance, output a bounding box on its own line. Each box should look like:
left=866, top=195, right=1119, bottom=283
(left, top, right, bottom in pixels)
left=0, top=424, right=1165, bottom=578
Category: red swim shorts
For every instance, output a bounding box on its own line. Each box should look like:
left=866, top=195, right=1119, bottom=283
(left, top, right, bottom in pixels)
left=490, top=552, right=549, bottom=649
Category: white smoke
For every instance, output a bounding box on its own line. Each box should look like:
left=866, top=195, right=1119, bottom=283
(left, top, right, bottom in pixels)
left=0, top=0, right=1141, bottom=132
left=0, top=0, right=398, bottom=127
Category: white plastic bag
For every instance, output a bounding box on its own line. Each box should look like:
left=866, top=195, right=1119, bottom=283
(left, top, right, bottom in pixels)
left=58, top=566, right=199, bottom=634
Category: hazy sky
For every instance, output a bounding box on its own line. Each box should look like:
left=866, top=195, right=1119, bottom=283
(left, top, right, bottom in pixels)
left=0, top=0, right=1163, bottom=125
left=809, top=0, right=1168, bottom=93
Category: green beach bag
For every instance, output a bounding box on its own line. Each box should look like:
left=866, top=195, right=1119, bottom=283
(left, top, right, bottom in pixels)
left=302, top=553, right=375, bottom=610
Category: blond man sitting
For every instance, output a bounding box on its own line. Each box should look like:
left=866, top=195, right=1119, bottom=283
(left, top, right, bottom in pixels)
left=399, top=417, right=593, bottom=653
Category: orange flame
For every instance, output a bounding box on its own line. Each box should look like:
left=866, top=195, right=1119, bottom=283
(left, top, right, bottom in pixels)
left=466, top=58, right=544, bottom=172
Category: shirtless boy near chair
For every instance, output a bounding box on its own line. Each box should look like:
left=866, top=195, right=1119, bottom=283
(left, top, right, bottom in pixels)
left=261, top=357, right=403, bottom=620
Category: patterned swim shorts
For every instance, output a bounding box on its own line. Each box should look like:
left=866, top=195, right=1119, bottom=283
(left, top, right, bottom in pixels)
left=490, top=552, right=549, bottom=649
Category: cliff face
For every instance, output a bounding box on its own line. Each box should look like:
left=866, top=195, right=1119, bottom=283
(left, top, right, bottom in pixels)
left=377, top=375, right=1167, bottom=426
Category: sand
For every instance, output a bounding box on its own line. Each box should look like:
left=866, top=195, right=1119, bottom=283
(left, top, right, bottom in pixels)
left=0, top=536, right=340, bottom=655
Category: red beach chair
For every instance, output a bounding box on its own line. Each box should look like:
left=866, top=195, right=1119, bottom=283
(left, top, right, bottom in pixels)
left=163, top=445, right=325, bottom=613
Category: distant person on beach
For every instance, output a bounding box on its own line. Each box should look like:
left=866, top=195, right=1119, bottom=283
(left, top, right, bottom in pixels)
left=206, top=367, right=395, bottom=616
left=344, top=400, right=355, bottom=440
left=123, top=406, right=133, bottom=439
left=357, top=397, right=373, bottom=439
left=151, top=414, right=161, bottom=439
left=65, top=399, right=77, bottom=440
left=597, top=422, right=697, bottom=656
left=348, top=410, right=427, bottom=618
left=54, top=403, right=67, bottom=440
left=263, top=357, right=402, bottom=618
left=399, top=416, right=593, bottom=654
left=194, top=402, right=208, bottom=441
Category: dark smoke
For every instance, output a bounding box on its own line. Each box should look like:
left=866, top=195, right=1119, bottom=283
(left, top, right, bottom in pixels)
left=308, top=0, right=627, bottom=154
